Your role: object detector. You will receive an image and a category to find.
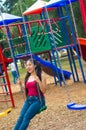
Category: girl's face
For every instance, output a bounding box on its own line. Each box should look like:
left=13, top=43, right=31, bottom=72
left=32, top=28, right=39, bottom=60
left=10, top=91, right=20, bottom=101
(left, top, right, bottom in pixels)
left=26, top=60, right=36, bottom=73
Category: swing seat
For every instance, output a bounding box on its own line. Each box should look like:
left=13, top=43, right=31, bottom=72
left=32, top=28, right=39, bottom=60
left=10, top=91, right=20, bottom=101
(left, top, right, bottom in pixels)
left=38, top=105, right=47, bottom=114
left=0, top=108, right=12, bottom=118
left=67, top=102, right=86, bottom=110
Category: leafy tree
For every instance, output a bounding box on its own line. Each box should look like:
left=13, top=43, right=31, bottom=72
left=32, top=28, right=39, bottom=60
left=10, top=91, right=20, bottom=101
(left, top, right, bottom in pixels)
left=72, top=2, right=86, bottom=37
left=3, top=0, right=18, bottom=12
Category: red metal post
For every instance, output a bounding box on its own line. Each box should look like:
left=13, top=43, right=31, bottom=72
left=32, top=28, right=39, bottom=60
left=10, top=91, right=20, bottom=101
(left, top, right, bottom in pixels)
left=79, top=0, right=86, bottom=34
left=0, top=47, right=15, bottom=107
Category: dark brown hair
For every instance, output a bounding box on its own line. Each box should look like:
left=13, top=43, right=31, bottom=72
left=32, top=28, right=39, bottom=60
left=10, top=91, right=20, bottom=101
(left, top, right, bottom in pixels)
left=24, top=59, right=42, bottom=97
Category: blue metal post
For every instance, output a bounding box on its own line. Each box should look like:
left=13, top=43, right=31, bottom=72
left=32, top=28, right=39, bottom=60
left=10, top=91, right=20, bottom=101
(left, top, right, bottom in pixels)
left=57, top=7, right=71, bottom=45
left=6, top=26, right=19, bottom=77
left=64, top=1, right=86, bottom=83
left=6, top=26, right=25, bottom=100
left=21, top=16, right=30, bottom=54
left=70, top=47, right=79, bottom=81
left=57, top=6, right=78, bottom=82
left=42, top=8, right=66, bottom=86
left=67, top=48, right=76, bottom=82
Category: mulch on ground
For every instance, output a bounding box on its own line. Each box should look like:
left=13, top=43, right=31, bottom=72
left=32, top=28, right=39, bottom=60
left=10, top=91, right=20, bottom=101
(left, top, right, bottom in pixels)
left=0, top=72, right=86, bottom=130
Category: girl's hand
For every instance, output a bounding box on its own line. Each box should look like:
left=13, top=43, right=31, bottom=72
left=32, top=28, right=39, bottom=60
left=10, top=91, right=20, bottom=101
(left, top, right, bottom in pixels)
left=17, top=78, right=22, bottom=85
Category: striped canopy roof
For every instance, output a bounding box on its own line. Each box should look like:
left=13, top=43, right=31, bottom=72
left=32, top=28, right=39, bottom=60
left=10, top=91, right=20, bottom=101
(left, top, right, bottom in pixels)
left=23, top=0, right=78, bottom=16
left=0, top=13, right=22, bottom=25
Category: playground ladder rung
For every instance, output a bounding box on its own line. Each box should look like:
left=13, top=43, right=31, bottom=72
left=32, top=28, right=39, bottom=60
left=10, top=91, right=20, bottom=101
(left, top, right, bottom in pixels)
left=0, top=83, right=8, bottom=86
left=0, top=92, right=9, bottom=95
left=0, top=99, right=11, bottom=102
left=0, top=75, right=6, bottom=78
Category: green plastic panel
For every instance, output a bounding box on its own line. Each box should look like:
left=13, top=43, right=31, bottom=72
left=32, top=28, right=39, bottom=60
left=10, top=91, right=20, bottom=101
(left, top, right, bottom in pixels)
left=52, top=23, right=65, bottom=47
left=29, top=26, right=51, bottom=53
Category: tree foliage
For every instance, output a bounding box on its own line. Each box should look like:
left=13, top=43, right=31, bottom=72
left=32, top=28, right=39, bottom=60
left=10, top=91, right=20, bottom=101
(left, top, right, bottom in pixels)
left=3, top=0, right=18, bottom=12
left=71, top=2, right=86, bottom=37
left=0, top=0, right=85, bottom=39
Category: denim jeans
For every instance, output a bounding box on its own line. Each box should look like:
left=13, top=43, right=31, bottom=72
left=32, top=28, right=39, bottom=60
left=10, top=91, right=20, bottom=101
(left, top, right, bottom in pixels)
left=12, top=71, right=18, bottom=84
left=14, top=96, right=45, bottom=130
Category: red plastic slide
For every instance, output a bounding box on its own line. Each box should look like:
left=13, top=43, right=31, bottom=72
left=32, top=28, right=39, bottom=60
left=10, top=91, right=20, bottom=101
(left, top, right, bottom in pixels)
left=77, top=38, right=86, bottom=61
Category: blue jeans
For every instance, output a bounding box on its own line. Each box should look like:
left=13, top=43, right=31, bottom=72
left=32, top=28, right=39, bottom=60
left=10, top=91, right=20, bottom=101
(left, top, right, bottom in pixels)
left=14, top=96, right=45, bottom=130
left=11, top=71, right=18, bottom=84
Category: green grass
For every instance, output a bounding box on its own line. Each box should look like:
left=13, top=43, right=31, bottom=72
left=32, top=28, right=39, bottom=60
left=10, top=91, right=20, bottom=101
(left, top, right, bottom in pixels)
left=8, top=65, right=26, bottom=83
left=59, top=56, right=85, bottom=69
left=7, top=57, right=86, bottom=83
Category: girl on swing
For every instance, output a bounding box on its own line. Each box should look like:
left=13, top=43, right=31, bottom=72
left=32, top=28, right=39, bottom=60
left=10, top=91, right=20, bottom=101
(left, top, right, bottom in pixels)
left=14, top=58, right=46, bottom=130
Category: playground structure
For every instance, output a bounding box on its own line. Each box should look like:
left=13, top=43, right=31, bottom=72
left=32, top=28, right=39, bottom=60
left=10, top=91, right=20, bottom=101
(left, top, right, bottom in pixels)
left=79, top=0, right=86, bottom=34
left=0, top=0, right=86, bottom=112
left=0, top=47, right=14, bottom=117
left=0, top=13, right=23, bottom=116
left=23, top=0, right=86, bottom=85
left=0, top=16, right=73, bottom=84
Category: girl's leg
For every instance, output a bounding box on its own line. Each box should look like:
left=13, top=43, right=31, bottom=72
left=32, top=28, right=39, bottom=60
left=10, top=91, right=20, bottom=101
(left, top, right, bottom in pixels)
left=14, top=71, right=18, bottom=84
left=13, top=71, right=18, bottom=84
left=19, top=99, right=41, bottom=130
left=12, top=71, right=15, bottom=84
left=14, top=98, right=30, bottom=130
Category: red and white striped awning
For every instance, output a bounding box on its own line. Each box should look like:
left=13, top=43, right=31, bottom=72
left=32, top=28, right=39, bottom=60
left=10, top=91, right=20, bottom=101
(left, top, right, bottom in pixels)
left=23, top=0, right=48, bottom=16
